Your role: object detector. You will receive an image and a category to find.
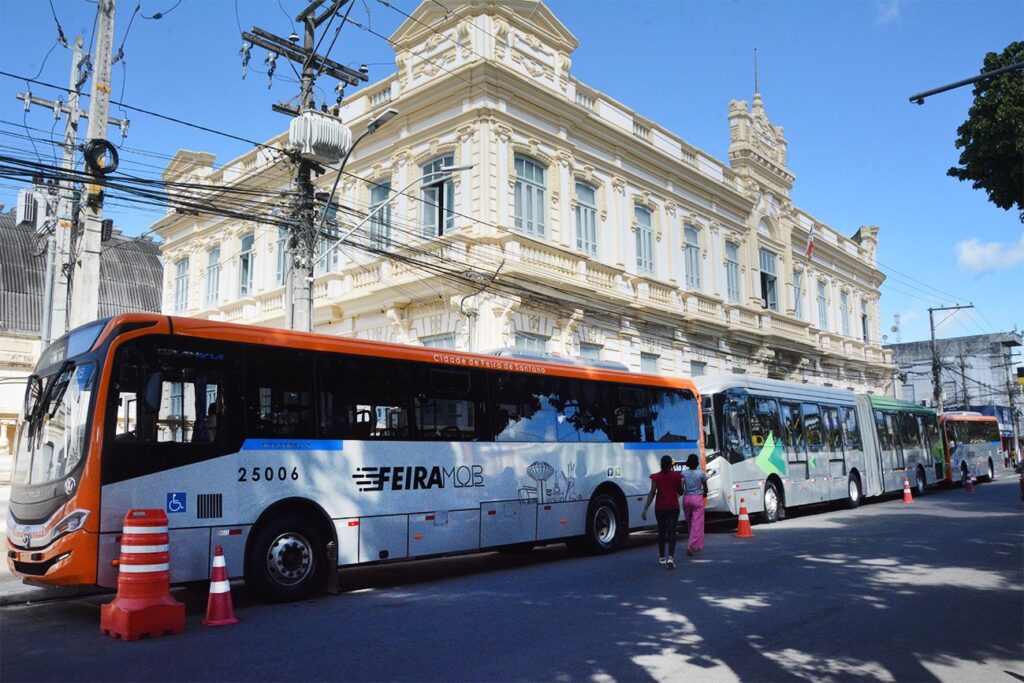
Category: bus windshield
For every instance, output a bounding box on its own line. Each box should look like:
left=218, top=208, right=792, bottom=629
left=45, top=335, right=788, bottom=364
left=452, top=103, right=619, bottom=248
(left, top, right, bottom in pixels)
left=13, top=362, right=95, bottom=486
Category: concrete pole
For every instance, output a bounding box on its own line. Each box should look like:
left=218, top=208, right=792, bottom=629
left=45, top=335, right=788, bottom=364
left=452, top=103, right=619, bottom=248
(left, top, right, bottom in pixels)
left=70, top=0, right=116, bottom=329
left=288, top=15, right=317, bottom=333
left=51, top=35, right=86, bottom=338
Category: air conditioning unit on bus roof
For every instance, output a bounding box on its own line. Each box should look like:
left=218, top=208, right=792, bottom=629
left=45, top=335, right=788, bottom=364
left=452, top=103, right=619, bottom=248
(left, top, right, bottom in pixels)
left=288, top=109, right=352, bottom=165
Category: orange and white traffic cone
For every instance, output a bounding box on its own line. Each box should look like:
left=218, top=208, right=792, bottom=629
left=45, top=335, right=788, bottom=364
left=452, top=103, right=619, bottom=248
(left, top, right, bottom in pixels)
left=203, top=545, right=239, bottom=627
left=902, top=477, right=913, bottom=504
left=965, top=474, right=976, bottom=492
left=736, top=498, right=754, bottom=539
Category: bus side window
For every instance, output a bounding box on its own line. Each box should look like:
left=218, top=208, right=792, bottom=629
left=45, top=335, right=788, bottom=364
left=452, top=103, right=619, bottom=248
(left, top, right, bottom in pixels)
left=648, top=388, right=698, bottom=443
left=780, top=401, right=804, bottom=461
left=319, top=356, right=410, bottom=440
left=875, top=410, right=892, bottom=450
left=748, top=397, right=781, bottom=449
left=840, top=406, right=861, bottom=450
left=557, top=379, right=611, bottom=443
left=492, top=373, right=561, bottom=442
left=246, top=347, right=314, bottom=439
left=412, top=367, right=484, bottom=441
left=821, top=406, right=843, bottom=452
left=801, top=403, right=824, bottom=453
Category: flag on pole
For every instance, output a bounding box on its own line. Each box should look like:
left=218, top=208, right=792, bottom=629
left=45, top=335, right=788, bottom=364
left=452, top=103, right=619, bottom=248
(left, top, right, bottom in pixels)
left=805, top=224, right=815, bottom=260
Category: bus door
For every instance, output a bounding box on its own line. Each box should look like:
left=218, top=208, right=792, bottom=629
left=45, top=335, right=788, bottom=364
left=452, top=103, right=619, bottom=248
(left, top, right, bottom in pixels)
left=822, top=406, right=846, bottom=501
left=878, top=411, right=904, bottom=491
left=779, top=401, right=811, bottom=506
left=801, top=403, right=829, bottom=502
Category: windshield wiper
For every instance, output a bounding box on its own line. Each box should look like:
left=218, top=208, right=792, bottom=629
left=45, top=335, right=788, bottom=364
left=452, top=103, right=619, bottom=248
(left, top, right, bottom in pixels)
left=35, top=361, right=73, bottom=422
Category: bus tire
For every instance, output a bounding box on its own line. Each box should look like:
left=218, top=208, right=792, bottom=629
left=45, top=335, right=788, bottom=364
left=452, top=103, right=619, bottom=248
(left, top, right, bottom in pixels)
left=761, top=480, right=784, bottom=523
left=915, top=466, right=927, bottom=496
left=844, top=473, right=861, bottom=509
left=984, top=458, right=995, bottom=482
left=246, top=514, right=326, bottom=602
left=582, top=493, right=626, bottom=554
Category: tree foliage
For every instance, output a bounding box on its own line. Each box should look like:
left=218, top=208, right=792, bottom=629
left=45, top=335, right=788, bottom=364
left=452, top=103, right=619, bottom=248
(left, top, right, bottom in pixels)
left=947, top=41, right=1024, bottom=222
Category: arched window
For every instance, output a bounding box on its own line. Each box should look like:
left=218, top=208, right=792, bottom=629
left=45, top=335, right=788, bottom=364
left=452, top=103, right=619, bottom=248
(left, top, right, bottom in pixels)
left=421, top=155, right=456, bottom=237
left=684, top=226, right=701, bottom=290
left=514, top=156, right=546, bottom=237
left=575, top=182, right=597, bottom=256
left=635, top=207, right=654, bottom=275
left=725, top=242, right=740, bottom=303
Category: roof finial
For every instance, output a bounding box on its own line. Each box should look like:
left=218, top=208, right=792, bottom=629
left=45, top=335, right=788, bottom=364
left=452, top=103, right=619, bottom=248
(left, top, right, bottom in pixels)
left=754, top=47, right=759, bottom=95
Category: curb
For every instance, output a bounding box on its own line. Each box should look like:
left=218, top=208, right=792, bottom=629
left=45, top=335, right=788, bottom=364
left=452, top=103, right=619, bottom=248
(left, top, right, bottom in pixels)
left=0, top=583, right=108, bottom=607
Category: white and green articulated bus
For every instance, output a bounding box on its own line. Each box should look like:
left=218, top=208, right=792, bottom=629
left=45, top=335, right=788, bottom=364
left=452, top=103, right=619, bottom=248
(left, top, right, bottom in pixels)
left=695, top=375, right=942, bottom=522
left=7, top=315, right=702, bottom=601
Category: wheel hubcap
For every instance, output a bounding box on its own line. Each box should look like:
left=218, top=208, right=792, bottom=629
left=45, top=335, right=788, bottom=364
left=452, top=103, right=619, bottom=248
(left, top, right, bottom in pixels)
left=765, top=488, right=778, bottom=518
left=594, top=506, right=616, bottom=545
left=849, top=479, right=859, bottom=501
left=266, top=532, right=313, bottom=586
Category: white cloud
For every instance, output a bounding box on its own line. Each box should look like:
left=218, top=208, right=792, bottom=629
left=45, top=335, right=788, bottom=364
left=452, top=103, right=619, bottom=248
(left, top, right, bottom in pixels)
left=955, top=233, right=1024, bottom=273
left=874, top=0, right=902, bottom=25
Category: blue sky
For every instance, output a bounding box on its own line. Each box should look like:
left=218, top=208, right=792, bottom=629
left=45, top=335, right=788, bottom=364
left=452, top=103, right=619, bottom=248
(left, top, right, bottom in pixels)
left=1, top=0, right=1021, bottom=344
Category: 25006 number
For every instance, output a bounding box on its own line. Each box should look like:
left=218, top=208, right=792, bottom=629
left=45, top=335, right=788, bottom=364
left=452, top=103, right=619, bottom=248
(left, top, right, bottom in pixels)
left=238, top=466, right=299, bottom=483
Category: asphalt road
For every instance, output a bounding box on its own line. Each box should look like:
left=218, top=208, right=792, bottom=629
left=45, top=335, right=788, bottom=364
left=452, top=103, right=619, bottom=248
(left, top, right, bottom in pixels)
left=2, top=477, right=1022, bottom=682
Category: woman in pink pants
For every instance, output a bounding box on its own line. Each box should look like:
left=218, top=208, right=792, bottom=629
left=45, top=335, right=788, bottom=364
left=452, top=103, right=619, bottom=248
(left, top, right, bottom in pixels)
left=681, top=454, right=708, bottom=556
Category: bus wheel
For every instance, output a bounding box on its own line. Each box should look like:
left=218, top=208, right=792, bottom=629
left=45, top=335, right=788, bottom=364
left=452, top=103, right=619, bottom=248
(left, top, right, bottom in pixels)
left=844, top=473, right=861, bottom=509
left=247, top=514, right=325, bottom=601
left=915, top=467, right=927, bottom=497
left=984, top=459, right=995, bottom=482
left=583, top=494, right=625, bottom=554
left=761, top=481, right=784, bottom=523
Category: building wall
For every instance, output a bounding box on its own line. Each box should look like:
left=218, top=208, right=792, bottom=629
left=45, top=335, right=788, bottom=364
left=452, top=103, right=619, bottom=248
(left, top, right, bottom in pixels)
left=154, top=0, right=894, bottom=392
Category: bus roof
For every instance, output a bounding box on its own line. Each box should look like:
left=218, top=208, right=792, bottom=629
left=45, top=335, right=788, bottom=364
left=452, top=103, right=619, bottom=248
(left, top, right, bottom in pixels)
left=692, top=374, right=856, bottom=404
left=939, top=412, right=999, bottom=423
left=94, top=314, right=698, bottom=391
left=867, top=395, right=936, bottom=415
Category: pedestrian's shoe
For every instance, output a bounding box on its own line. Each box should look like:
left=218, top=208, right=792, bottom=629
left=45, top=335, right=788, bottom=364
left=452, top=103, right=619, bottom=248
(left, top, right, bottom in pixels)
left=686, top=547, right=695, bottom=557
left=659, top=556, right=667, bottom=565
left=666, top=556, right=675, bottom=569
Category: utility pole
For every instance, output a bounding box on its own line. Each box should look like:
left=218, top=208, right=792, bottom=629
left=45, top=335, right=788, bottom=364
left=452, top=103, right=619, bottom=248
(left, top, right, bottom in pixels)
left=70, top=0, right=118, bottom=329
left=241, top=0, right=367, bottom=332
left=928, top=304, right=973, bottom=414
left=958, top=353, right=970, bottom=410
left=16, top=33, right=127, bottom=340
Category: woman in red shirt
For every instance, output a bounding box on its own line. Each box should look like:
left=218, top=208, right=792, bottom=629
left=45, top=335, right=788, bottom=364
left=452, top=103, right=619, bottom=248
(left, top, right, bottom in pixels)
left=641, top=455, right=684, bottom=568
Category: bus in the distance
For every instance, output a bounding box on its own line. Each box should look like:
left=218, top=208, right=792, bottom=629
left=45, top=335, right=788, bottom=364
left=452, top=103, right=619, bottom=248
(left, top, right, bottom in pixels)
left=939, top=412, right=1000, bottom=484
left=6, top=314, right=701, bottom=600
left=696, top=375, right=942, bottom=522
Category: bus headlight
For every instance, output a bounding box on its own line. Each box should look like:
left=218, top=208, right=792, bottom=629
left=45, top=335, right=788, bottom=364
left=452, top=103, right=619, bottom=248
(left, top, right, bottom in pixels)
left=51, top=510, right=89, bottom=542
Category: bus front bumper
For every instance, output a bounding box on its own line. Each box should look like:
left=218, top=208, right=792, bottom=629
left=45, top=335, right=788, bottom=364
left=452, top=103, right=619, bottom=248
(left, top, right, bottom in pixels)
left=5, top=531, right=98, bottom=586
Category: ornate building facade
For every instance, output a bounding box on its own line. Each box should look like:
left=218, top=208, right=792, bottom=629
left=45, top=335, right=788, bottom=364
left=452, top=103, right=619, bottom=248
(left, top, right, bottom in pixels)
left=154, top=0, right=894, bottom=392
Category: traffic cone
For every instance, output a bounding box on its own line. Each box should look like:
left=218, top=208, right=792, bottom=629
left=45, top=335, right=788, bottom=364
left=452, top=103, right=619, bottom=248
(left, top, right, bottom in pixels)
left=902, top=477, right=913, bottom=504
left=965, top=476, right=976, bottom=493
left=736, top=498, right=754, bottom=539
left=203, top=545, right=239, bottom=627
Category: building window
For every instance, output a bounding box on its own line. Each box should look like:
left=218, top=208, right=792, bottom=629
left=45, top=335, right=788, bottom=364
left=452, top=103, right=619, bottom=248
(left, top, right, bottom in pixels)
left=420, top=333, right=456, bottom=349
left=635, top=207, right=654, bottom=275
left=514, top=156, right=546, bottom=237
left=579, top=342, right=602, bottom=360
left=275, top=228, right=287, bottom=286
left=205, top=249, right=220, bottom=307
left=370, top=181, right=392, bottom=249
left=315, top=233, right=339, bottom=275
left=173, top=258, right=189, bottom=313
left=575, top=182, right=598, bottom=256
left=840, top=290, right=851, bottom=336
left=238, top=233, right=254, bottom=297
left=684, top=226, right=701, bottom=290
left=421, top=155, right=455, bottom=237
left=725, top=242, right=741, bottom=303
left=817, top=280, right=829, bottom=331
left=514, top=332, right=548, bottom=353
left=759, top=248, right=778, bottom=311
left=641, top=352, right=659, bottom=374
left=793, top=270, right=803, bottom=319
left=861, top=300, right=869, bottom=343
left=690, top=360, right=707, bottom=377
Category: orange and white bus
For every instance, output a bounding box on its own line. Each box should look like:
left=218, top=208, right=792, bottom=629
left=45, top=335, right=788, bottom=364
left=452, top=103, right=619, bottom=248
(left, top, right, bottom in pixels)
left=6, top=314, right=702, bottom=599
left=939, top=412, right=1001, bottom=484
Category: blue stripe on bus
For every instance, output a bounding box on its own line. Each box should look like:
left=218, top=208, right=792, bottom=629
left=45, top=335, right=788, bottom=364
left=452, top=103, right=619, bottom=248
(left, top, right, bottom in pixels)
left=241, top=439, right=344, bottom=451
left=623, top=441, right=699, bottom=450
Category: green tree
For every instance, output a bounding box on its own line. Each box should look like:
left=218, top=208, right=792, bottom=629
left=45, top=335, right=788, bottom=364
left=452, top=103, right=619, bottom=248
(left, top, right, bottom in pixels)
left=947, top=41, right=1024, bottom=222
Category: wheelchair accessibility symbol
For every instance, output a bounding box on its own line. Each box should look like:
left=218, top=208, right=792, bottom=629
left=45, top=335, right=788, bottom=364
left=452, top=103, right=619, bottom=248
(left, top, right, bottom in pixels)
left=166, top=492, right=186, bottom=514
